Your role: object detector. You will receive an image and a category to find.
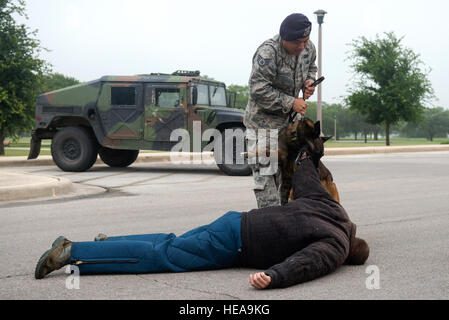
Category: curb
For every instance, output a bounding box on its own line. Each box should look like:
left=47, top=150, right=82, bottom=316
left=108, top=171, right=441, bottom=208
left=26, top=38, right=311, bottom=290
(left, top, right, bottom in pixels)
left=324, top=144, right=449, bottom=156
left=1, top=146, right=448, bottom=203
left=1, top=145, right=449, bottom=167
left=0, top=172, right=73, bottom=202
left=0, top=152, right=174, bottom=167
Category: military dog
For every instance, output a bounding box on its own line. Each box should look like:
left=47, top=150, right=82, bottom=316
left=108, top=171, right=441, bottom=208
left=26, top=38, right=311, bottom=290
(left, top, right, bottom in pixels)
left=278, top=118, right=341, bottom=205
left=243, top=117, right=340, bottom=205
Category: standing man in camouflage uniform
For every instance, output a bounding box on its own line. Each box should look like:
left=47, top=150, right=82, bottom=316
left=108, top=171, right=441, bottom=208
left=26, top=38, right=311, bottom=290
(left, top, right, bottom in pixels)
left=244, top=13, right=318, bottom=209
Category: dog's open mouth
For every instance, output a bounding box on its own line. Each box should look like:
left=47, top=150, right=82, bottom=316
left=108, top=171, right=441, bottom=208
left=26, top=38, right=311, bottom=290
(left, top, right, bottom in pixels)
left=299, top=151, right=308, bottom=162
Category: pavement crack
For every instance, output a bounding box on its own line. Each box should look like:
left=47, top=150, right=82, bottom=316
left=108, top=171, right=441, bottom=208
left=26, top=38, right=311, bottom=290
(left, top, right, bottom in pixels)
left=361, top=211, right=449, bottom=227
left=135, top=275, right=240, bottom=300
left=137, top=174, right=222, bottom=186
left=74, top=170, right=139, bottom=183
left=0, top=273, right=31, bottom=280
left=124, top=173, right=176, bottom=187
left=99, top=173, right=176, bottom=189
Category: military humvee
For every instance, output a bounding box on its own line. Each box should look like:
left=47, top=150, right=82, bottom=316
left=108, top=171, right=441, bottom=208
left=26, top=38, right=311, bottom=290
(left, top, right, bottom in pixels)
left=28, top=71, right=251, bottom=176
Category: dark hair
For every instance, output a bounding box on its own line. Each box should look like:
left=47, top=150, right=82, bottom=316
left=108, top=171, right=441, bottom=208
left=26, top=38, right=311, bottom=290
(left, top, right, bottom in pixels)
left=345, top=238, right=370, bottom=265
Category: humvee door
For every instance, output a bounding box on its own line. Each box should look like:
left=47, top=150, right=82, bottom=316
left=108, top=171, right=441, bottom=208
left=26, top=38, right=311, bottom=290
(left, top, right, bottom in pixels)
left=97, top=83, right=144, bottom=140
left=144, top=84, right=188, bottom=151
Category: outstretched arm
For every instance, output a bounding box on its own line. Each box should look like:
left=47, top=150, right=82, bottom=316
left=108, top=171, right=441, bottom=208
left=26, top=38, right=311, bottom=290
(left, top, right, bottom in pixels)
left=263, top=238, right=348, bottom=289
left=249, top=272, right=272, bottom=290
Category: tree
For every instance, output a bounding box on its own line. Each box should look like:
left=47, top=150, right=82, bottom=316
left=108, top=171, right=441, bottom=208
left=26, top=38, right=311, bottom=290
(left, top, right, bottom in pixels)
left=401, top=107, right=449, bottom=141
left=321, top=103, right=348, bottom=139
left=0, top=0, right=48, bottom=155
left=227, top=84, right=249, bottom=110
left=346, top=32, right=433, bottom=146
left=200, top=75, right=215, bottom=81
left=40, top=73, right=80, bottom=93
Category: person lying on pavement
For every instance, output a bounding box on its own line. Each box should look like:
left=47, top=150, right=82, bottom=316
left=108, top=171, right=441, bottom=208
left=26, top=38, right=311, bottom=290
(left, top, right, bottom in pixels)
left=35, top=145, right=369, bottom=290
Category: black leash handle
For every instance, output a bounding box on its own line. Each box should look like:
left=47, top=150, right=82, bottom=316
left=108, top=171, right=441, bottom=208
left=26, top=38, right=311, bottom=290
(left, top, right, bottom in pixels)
left=288, top=76, right=325, bottom=123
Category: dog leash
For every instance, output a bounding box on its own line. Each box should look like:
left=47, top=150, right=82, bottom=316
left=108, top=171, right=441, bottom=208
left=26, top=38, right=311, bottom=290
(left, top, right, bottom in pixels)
left=288, top=76, right=325, bottom=123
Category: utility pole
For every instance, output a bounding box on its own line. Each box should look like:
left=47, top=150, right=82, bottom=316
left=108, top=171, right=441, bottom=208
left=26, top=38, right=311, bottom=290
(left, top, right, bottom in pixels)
left=314, top=9, right=327, bottom=136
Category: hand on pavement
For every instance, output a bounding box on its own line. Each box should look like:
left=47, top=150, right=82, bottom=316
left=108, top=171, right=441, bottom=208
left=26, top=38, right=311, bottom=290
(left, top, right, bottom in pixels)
left=249, top=272, right=271, bottom=290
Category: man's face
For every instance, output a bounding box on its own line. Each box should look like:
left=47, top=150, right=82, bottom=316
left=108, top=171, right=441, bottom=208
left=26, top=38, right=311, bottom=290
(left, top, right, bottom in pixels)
left=282, top=37, right=310, bottom=56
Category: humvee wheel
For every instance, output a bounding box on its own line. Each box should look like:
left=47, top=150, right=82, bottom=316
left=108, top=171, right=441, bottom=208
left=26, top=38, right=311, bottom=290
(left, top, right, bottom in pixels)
left=51, top=127, right=98, bottom=172
left=215, top=126, right=251, bottom=176
left=99, top=147, right=139, bottom=168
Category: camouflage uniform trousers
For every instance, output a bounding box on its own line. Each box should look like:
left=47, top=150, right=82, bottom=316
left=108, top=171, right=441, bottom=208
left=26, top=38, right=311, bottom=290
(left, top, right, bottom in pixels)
left=243, top=35, right=317, bottom=208
left=249, top=163, right=292, bottom=209
left=246, top=130, right=290, bottom=209
left=250, top=161, right=281, bottom=209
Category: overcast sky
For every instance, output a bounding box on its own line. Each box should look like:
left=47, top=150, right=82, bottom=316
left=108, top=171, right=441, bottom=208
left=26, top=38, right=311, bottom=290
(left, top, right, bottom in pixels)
left=18, top=0, right=449, bottom=108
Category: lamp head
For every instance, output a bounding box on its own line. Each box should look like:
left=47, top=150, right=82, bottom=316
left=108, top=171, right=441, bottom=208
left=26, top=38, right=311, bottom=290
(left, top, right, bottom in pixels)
left=314, top=9, right=327, bottom=25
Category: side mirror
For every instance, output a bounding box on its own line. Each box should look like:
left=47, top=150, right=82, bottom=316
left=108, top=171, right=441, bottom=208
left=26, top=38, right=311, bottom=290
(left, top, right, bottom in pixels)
left=191, top=86, right=198, bottom=106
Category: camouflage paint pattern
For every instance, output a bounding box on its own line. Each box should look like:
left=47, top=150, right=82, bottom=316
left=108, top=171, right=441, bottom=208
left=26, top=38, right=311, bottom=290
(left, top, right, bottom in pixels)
left=37, top=81, right=101, bottom=107
left=33, top=73, right=245, bottom=155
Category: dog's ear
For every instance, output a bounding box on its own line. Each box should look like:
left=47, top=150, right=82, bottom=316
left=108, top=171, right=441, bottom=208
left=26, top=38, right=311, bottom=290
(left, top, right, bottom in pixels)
left=321, top=136, right=333, bottom=143
left=314, top=121, right=321, bottom=137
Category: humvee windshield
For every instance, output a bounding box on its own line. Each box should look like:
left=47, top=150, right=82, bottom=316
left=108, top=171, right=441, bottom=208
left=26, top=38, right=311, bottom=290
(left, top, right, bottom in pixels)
left=193, top=84, right=227, bottom=107
left=210, top=85, right=226, bottom=106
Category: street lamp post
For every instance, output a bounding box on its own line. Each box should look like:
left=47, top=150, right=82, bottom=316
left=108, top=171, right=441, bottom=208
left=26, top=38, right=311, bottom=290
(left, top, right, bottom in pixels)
left=314, top=9, right=327, bottom=136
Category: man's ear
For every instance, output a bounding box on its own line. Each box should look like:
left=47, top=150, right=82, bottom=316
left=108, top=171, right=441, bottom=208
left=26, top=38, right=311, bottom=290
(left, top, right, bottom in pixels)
left=321, top=136, right=333, bottom=143
left=314, top=121, right=321, bottom=137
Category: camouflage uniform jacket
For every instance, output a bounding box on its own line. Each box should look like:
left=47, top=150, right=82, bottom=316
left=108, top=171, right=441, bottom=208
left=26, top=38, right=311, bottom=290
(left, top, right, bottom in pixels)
left=244, top=34, right=318, bottom=131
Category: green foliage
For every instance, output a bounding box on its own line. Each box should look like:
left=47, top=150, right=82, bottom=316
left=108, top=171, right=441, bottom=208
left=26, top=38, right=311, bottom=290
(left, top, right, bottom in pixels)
left=227, top=84, right=249, bottom=110
left=400, top=107, right=449, bottom=141
left=0, top=0, right=49, bottom=154
left=307, top=102, right=381, bottom=140
left=39, top=73, right=80, bottom=94
left=346, top=32, right=433, bottom=145
left=225, top=81, right=383, bottom=140
left=199, top=75, right=215, bottom=81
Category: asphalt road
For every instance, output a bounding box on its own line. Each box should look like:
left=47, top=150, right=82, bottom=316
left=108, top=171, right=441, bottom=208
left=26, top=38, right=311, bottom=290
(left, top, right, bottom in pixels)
left=0, top=152, right=448, bottom=300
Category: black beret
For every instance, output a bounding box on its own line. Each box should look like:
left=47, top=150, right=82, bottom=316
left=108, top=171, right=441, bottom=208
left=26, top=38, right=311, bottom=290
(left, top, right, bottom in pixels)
left=280, top=13, right=312, bottom=41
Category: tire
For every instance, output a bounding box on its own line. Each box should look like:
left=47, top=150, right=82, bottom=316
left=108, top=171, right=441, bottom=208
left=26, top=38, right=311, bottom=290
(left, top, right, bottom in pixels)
left=51, top=126, right=98, bottom=172
left=98, top=147, right=139, bottom=168
left=215, top=126, right=252, bottom=176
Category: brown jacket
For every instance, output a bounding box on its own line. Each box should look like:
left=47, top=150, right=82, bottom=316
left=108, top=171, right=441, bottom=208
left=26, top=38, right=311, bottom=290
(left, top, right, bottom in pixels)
left=240, top=159, right=355, bottom=288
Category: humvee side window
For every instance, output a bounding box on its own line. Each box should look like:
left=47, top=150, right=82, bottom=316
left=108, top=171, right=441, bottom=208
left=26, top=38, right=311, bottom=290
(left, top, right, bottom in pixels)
left=155, top=88, right=181, bottom=108
left=210, top=86, right=226, bottom=106
left=196, top=84, right=209, bottom=105
left=111, top=87, right=136, bottom=106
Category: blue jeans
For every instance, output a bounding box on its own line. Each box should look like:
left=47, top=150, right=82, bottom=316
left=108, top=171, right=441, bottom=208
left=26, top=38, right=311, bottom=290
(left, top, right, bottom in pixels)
left=70, top=211, right=242, bottom=274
